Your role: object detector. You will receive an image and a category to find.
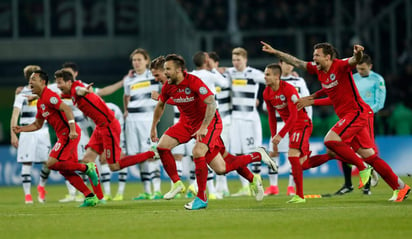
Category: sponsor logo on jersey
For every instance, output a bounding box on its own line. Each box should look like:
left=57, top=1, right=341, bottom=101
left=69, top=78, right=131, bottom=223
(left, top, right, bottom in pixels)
left=131, top=81, right=151, bottom=90
left=28, top=99, right=38, bottom=106
left=274, top=102, right=287, bottom=109
left=42, top=111, right=50, bottom=117
left=232, top=79, right=248, bottom=86
left=322, top=80, right=339, bottom=89
left=199, top=87, right=208, bottom=95
left=173, top=96, right=195, bottom=103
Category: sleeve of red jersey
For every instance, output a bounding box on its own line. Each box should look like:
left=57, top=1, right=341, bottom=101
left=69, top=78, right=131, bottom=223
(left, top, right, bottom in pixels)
left=192, top=77, right=214, bottom=101
left=278, top=86, right=298, bottom=138
left=263, top=89, right=277, bottom=138
left=314, top=97, right=333, bottom=106
left=306, top=62, right=318, bottom=75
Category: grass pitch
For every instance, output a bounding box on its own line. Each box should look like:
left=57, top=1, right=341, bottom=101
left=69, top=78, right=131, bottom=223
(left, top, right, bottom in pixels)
left=0, top=177, right=411, bottom=239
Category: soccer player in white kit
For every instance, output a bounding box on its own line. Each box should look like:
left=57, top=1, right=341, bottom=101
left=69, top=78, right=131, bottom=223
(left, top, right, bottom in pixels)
left=264, top=60, right=312, bottom=196
left=10, top=65, right=51, bottom=204
left=208, top=52, right=231, bottom=197
left=123, top=48, right=162, bottom=200
left=224, top=47, right=264, bottom=197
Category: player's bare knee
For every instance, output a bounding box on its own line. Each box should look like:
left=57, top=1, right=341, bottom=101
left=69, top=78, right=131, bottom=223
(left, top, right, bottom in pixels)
left=109, top=163, right=120, bottom=172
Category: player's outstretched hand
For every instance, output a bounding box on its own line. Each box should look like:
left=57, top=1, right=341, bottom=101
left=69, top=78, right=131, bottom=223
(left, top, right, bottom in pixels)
left=353, top=45, right=364, bottom=54
left=296, top=96, right=314, bottom=110
left=261, top=41, right=276, bottom=54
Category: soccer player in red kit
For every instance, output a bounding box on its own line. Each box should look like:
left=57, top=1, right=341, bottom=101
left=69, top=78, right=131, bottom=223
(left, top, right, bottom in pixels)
left=55, top=69, right=158, bottom=201
left=150, top=54, right=276, bottom=210
left=13, top=70, right=100, bottom=207
left=261, top=41, right=410, bottom=202
left=263, top=63, right=312, bottom=203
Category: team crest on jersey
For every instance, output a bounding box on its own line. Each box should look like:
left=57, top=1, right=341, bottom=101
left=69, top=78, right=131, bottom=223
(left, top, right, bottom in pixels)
left=41, top=104, right=46, bottom=110
left=199, top=87, right=208, bottom=95
left=280, top=94, right=286, bottom=101
left=330, top=74, right=336, bottom=81
left=50, top=97, right=58, bottom=104
left=185, top=87, right=191, bottom=95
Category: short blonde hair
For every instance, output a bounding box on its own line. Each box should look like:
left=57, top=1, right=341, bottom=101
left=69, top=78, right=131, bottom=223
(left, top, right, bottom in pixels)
left=232, top=47, right=247, bottom=58
left=23, top=65, right=41, bottom=80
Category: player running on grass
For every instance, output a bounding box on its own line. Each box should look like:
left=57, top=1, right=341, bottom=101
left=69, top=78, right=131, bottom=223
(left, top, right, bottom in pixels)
left=261, top=41, right=410, bottom=202
left=55, top=69, right=158, bottom=202
left=150, top=54, right=277, bottom=210
left=13, top=70, right=100, bottom=207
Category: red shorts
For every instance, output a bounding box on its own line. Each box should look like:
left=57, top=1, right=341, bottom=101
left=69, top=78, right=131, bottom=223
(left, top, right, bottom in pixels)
left=289, top=122, right=313, bottom=157
left=49, top=126, right=80, bottom=161
left=349, top=111, right=377, bottom=152
left=86, top=119, right=121, bottom=164
left=165, top=116, right=223, bottom=152
left=205, top=137, right=226, bottom=164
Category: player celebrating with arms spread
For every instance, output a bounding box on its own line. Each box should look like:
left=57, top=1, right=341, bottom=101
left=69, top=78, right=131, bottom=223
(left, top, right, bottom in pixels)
left=261, top=41, right=410, bottom=201
left=13, top=70, right=100, bottom=207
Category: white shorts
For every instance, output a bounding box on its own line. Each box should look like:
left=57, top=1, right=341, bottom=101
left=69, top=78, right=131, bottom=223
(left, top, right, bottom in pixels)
left=78, top=129, right=90, bottom=159
left=220, top=121, right=231, bottom=149
left=230, top=117, right=262, bottom=154
left=17, top=127, right=51, bottom=163
left=172, top=138, right=195, bottom=156
left=125, top=117, right=152, bottom=154
left=268, top=121, right=289, bottom=153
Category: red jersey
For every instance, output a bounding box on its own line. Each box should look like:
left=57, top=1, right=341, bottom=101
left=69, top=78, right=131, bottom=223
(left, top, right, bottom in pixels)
left=159, top=72, right=217, bottom=129
left=306, top=59, right=370, bottom=118
left=263, top=81, right=311, bottom=138
left=70, top=80, right=115, bottom=126
left=36, top=87, right=76, bottom=137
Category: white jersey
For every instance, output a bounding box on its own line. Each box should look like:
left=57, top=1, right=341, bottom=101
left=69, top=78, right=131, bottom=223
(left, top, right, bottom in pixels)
left=279, top=75, right=312, bottom=120
left=224, top=66, right=265, bottom=120
left=124, top=69, right=160, bottom=120
left=48, top=83, right=61, bottom=94
left=106, top=103, right=126, bottom=153
left=190, top=69, right=229, bottom=94
left=13, top=86, right=51, bottom=162
left=13, top=86, right=46, bottom=128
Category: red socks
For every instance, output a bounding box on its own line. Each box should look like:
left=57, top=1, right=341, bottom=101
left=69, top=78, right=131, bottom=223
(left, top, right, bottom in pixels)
left=302, top=154, right=332, bottom=170
left=49, top=161, right=87, bottom=172
left=223, top=152, right=261, bottom=173
left=157, top=147, right=180, bottom=183
left=194, top=157, right=207, bottom=201
left=118, top=151, right=155, bottom=169
left=289, top=156, right=304, bottom=198
left=60, top=171, right=92, bottom=196
left=364, top=155, right=399, bottom=190
left=324, top=141, right=366, bottom=170
left=236, top=166, right=254, bottom=182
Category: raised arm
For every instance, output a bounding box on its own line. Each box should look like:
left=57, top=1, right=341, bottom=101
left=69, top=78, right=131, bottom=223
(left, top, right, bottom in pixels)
left=261, top=41, right=308, bottom=70
left=348, top=45, right=364, bottom=66
left=97, top=79, right=124, bottom=97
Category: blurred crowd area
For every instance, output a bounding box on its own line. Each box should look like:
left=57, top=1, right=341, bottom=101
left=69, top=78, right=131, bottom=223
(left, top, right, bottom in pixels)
left=177, top=0, right=412, bottom=136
